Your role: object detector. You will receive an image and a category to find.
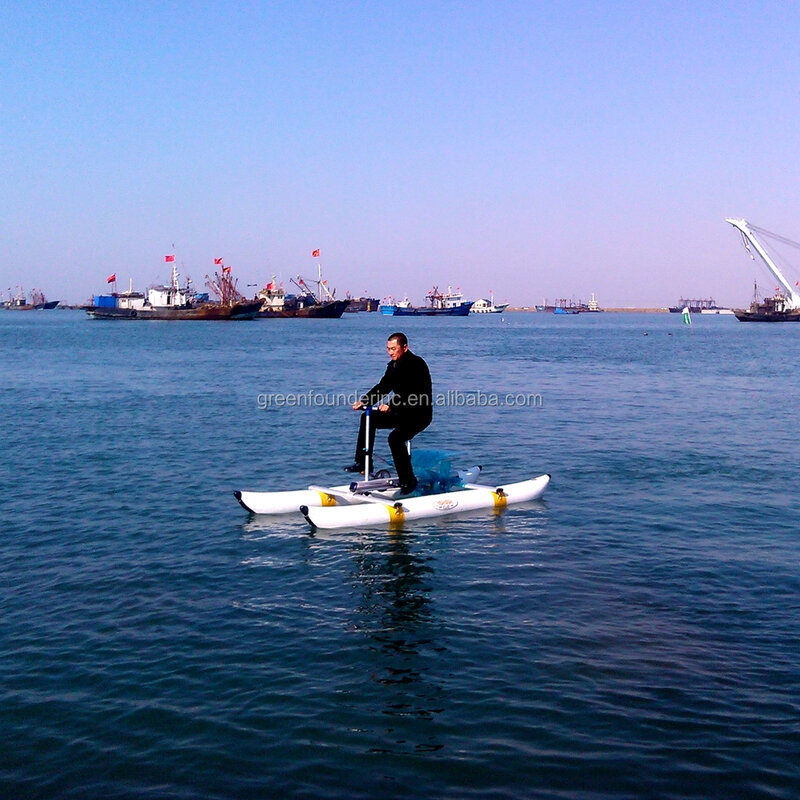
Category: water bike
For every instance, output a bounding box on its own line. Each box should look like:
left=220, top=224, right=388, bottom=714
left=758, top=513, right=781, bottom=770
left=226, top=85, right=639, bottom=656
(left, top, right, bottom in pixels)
left=234, top=406, right=550, bottom=529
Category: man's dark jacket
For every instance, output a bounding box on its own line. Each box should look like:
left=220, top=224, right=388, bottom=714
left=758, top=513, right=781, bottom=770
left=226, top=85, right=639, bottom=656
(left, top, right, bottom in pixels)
left=360, top=350, right=433, bottom=428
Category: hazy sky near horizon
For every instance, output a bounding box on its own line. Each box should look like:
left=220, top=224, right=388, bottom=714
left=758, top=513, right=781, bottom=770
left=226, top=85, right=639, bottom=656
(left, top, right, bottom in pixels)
left=3, top=0, right=800, bottom=306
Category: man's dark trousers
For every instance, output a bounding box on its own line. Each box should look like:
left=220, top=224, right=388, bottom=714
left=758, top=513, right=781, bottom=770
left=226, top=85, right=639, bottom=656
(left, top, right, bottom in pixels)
left=353, top=409, right=428, bottom=484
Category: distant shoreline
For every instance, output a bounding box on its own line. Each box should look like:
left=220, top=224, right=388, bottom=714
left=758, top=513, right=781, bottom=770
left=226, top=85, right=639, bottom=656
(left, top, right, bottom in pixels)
left=505, top=307, right=671, bottom=313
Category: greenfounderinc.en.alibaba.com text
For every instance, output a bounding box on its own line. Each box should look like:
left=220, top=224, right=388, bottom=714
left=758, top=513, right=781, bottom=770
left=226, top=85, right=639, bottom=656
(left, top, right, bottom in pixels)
left=257, top=389, right=543, bottom=410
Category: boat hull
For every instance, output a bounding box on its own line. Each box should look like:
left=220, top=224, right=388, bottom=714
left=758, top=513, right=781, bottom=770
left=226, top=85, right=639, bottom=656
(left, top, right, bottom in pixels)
left=343, top=297, right=380, bottom=312
left=235, top=484, right=359, bottom=515
left=389, top=302, right=474, bottom=316
left=4, top=300, right=60, bottom=310
left=86, top=301, right=262, bottom=320
left=301, top=475, right=550, bottom=529
left=669, top=306, right=726, bottom=313
left=257, top=299, right=350, bottom=318
left=733, top=309, right=800, bottom=322
left=235, top=474, right=551, bottom=529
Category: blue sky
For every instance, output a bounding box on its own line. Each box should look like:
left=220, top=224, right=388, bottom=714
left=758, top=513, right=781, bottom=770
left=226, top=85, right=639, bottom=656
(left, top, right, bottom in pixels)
left=3, top=0, right=800, bottom=306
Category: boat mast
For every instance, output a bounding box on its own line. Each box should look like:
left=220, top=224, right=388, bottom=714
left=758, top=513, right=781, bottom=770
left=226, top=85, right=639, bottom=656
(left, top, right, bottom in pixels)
left=317, top=263, right=335, bottom=301
left=726, top=218, right=800, bottom=309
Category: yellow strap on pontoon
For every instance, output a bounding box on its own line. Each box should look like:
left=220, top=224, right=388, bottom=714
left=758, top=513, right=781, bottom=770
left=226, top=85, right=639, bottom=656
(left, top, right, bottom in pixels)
left=492, top=489, right=508, bottom=510
left=387, top=504, right=405, bottom=528
left=317, top=491, right=338, bottom=507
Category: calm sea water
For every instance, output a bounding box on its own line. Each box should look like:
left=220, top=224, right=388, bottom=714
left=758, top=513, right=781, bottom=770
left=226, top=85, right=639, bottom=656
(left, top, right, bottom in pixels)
left=2, top=310, right=798, bottom=799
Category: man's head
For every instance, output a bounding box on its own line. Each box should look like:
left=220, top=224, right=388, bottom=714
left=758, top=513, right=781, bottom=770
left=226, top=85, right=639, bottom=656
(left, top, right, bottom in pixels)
left=387, top=332, right=408, bottom=361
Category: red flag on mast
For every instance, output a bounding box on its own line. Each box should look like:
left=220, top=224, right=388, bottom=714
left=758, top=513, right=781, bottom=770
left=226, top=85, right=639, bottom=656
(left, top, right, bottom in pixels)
left=165, top=255, right=175, bottom=262
left=214, top=258, right=223, bottom=265
left=222, top=265, right=232, bottom=274
left=312, top=249, right=320, bottom=258
left=107, top=274, right=116, bottom=283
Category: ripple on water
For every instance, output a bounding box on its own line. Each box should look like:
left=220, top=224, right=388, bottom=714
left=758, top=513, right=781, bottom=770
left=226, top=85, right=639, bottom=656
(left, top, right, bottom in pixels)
left=2, top=313, right=799, bottom=799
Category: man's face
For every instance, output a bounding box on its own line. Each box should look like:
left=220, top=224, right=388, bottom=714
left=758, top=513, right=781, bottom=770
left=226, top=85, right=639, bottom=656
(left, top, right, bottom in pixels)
left=387, top=338, right=407, bottom=361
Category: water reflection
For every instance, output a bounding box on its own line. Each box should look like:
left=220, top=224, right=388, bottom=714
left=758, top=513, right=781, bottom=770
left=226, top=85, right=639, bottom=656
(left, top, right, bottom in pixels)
left=349, top=533, right=446, bottom=754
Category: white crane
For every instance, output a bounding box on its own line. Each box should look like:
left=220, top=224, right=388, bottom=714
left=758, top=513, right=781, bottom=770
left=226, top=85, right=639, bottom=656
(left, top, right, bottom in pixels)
left=726, top=218, right=800, bottom=310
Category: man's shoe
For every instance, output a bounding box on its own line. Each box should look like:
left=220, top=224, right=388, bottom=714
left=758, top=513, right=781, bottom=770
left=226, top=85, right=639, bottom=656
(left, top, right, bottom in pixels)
left=344, top=463, right=365, bottom=473
left=398, top=478, right=418, bottom=495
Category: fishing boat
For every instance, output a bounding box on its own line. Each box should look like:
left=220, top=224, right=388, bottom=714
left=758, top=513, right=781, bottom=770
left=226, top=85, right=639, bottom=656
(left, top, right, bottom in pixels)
left=553, top=299, right=580, bottom=314
left=382, top=287, right=474, bottom=316
left=2, top=289, right=60, bottom=310
left=726, top=219, right=800, bottom=322
left=257, top=268, right=350, bottom=318
left=470, top=292, right=509, bottom=314
left=537, top=296, right=599, bottom=313
left=343, top=295, right=380, bottom=312
left=379, top=297, right=411, bottom=315
left=86, top=265, right=261, bottom=320
left=731, top=281, right=800, bottom=322
left=558, top=297, right=603, bottom=313
left=586, top=293, right=602, bottom=312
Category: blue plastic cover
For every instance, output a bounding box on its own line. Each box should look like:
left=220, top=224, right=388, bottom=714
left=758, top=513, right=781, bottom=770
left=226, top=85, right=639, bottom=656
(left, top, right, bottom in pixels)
left=410, top=449, right=462, bottom=492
